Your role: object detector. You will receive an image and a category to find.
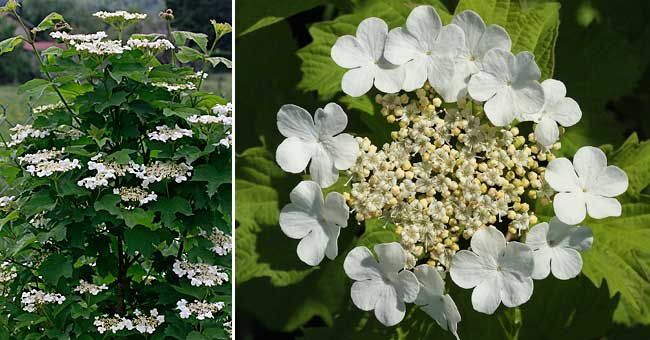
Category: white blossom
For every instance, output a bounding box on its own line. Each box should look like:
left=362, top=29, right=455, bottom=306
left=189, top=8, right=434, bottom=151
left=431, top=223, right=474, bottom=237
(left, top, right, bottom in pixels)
left=176, top=299, right=225, bottom=320
left=74, top=40, right=131, bottom=55
left=8, top=124, right=50, bottom=146
left=207, top=228, right=232, bottom=256
left=50, top=31, right=107, bottom=44
left=148, top=125, right=193, bottom=142
left=74, top=280, right=109, bottom=295
left=0, top=196, right=15, bottom=208
left=413, top=265, right=461, bottom=340
left=173, top=259, right=228, bottom=287
left=113, top=187, right=158, bottom=206
left=93, top=11, right=147, bottom=22
left=21, top=289, right=66, bottom=312
left=126, top=38, right=174, bottom=52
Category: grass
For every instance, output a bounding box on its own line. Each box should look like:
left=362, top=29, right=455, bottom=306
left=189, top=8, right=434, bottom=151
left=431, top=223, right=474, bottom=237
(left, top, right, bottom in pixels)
left=201, top=73, right=232, bottom=100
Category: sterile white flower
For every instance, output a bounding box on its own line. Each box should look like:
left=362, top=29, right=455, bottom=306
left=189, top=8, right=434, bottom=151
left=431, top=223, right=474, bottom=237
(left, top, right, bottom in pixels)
left=384, top=5, right=465, bottom=101
left=447, top=10, right=512, bottom=100
left=344, top=242, right=419, bottom=326
left=413, top=265, right=461, bottom=339
left=275, top=103, right=359, bottom=187
left=467, top=48, right=544, bottom=126
left=526, top=217, right=593, bottom=280
left=520, top=79, right=581, bottom=147
left=331, top=17, right=404, bottom=96
left=279, top=181, right=349, bottom=265
left=450, top=226, right=534, bottom=314
left=544, top=146, right=628, bottom=225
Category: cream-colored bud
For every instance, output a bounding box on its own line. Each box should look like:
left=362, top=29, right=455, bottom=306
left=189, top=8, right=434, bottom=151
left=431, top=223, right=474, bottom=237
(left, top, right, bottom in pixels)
left=387, top=115, right=396, bottom=123
left=478, top=162, right=488, bottom=172
left=507, top=210, right=517, bottom=220
left=396, top=168, right=405, bottom=179
left=528, top=190, right=538, bottom=200
left=401, top=161, right=412, bottom=171
left=529, top=214, right=538, bottom=225
left=405, top=171, right=414, bottom=180
left=375, top=94, right=383, bottom=104
left=432, top=97, right=442, bottom=107
left=521, top=203, right=529, bottom=212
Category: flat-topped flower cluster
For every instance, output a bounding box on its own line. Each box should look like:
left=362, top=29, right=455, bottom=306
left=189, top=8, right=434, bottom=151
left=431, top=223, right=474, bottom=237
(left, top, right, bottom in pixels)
left=273, top=5, right=629, bottom=338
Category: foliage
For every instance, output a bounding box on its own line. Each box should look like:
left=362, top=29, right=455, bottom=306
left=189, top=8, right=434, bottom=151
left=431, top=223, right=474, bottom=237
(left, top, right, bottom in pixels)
left=165, top=0, right=232, bottom=53
left=235, top=0, right=650, bottom=338
left=0, top=18, right=34, bottom=83
left=0, top=5, right=232, bottom=339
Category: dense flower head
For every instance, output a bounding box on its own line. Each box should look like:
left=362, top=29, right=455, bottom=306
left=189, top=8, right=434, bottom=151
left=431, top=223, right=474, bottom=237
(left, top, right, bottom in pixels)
left=129, top=161, right=193, bottom=187
left=73, top=280, right=109, bottom=295
left=176, top=299, right=225, bottom=320
left=113, top=186, right=158, bottom=207
left=93, top=11, right=147, bottom=24
left=206, top=228, right=233, bottom=256
left=0, top=262, right=17, bottom=283
left=21, top=289, right=66, bottom=312
left=50, top=31, right=108, bottom=44
left=93, top=309, right=163, bottom=334
left=8, top=124, right=50, bottom=146
left=74, top=40, right=131, bottom=55
left=126, top=38, right=174, bottom=52
left=33, top=102, right=67, bottom=114
left=151, top=81, right=197, bottom=92
left=172, top=259, right=229, bottom=287
left=19, top=148, right=81, bottom=177
left=148, top=124, right=193, bottom=142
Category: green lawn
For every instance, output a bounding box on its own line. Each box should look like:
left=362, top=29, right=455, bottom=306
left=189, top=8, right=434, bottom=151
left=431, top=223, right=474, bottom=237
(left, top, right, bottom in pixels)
left=201, top=73, right=232, bottom=100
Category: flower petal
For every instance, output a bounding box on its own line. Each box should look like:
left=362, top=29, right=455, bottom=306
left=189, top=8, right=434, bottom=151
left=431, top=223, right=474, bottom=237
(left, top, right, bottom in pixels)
left=385, top=27, right=421, bottom=65
left=512, top=51, right=541, bottom=83
left=374, top=242, right=406, bottom=273
left=553, top=192, right=587, bottom=225
left=402, top=56, right=429, bottom=91
left=525, top=222, right=549, bottom=251
left=427, top=56, right=457, bottom=102
left=276, top=137, right=315, bottom=173
left=331, top=35, right=370, bottom=68
left=547, top=97, right=581, bottom=127
left=545, top=157, right=581, bottom=192
left=414, top=264, right=445, bottom=303
left=499, top=271, right=534, bottom=307
left=341, top=67, right=374, bottom=97
left=540, top=79, right=566, bottom=104
left=374, top=285, right=406, bottom=326
left=309, top=145, right=339, bottom=188
left=534, top=116, right=559, bottom=147
left=471, top=273, right=501, bottom=314
left=476, top=24, right=511, bottom=58
left=344, top=246, right=382, bottom=281
left=589, top=166, right=628, bottom=197
left=478, top=48, right=512, bottom=83
left=288, top=181, right=324, bottom=213
left=321, top=133, right=359, bottom=171
left=322, top=192, right=349, bottom=228
left=279, top=204, right=318, bottom=239
left=350, top=279, right=383, bottom=311
left=500, top=241, right=534, bottom=277
left=547, top=216, right=593, bottom=251
left=585, top=194, right=622, bottom=219
left=470, top=226, right=506, bottom=259
left=550, top=247, right=583, bottom=280
left=396, top=269, right=420, bottom=303
left=573, top=146, right=608, bottom=185
left=510, top=81, right=544, bottom=115
left=373, top=62, right=404, bottom=94
left=467, top=70, right=501, bottom=101
left=315, top=103, right=347, bottom=137
left=531, top=247, right=552, bottom=280
left=451, top=10, right=486, bottom=54
left=296, top=222, right=329, bottom=266
left=324, top=223, right=341, bottom=260
left=356, top=17, right=388, bottom=62
left=484, top=87, right=516, bottom=126
left=405, top=5, right=442, bottom=52
left=450, top=250, right=496, bottom=289
left=277, top=104, right=317, bottom=140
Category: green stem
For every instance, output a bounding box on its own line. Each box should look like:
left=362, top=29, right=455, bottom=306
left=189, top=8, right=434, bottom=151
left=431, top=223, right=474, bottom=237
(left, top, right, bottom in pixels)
left=196, top=37, right=220, bottom=93
left=166, top=21, right=176, bottom=66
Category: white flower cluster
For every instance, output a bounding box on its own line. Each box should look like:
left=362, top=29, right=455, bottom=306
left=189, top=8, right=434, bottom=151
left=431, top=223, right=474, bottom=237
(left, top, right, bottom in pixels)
left=113, top=187, right=158, bottom=207
left=29, top=212, right=50, bottom=228
left=33, top=102, right=67, bottom=114
left=74, top=40, right=131, bottom=56
left=172, top=259, right=229, bottom=287
left=94, top=309, right=164, bottom=335
left=126, top=38, right=174, bottom=52
left=19, top=148, right=81, bottom=177
left=77, top=156, right=131, bottom=189
left=73, top=280, right=108, bottom=295
left=206, top=228, right=232, bottom=256
left=187, top=114, right=221, bottom=124
left=50, top=31, right=108, bottom=44
left=151, top=81, right=196, bottom=92
left=93, top=11, right=147, bottom=23
left=20, top=289, right=66, bottom=312
left=212, top=102, right=233, bottom=116
left=186, top=71, right=209, bottom=82
left=0, top=262, right=17, bottom=283
left=0, top=196, right=15, bottom=208
left=217, top=132, right=232, bottom=148
left=53, top=124, right=84, bottom=140
left=148, top=124, right=193, bottom=142
left=176, top=299, right=225, bottom=320
left=224, top=319, right=232, bottom=337
left=8, top=124, right=50, bottom=147
left=129, top=161, right=193, bottom=187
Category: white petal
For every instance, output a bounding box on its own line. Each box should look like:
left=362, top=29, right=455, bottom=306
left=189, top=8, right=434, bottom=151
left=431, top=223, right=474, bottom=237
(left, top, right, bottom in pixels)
left=385, top=27, right=421, bottom=65
left=356, top=17, right=388, bottom=62
left=540, top=79, right=567, bottom=104
left=470, top=226, right=506, bottom=259
left=471, top=273, right=501, bottom=314
left=344, top=246, right=382, bottom=281
left=374, top=285, right=405, bottom=326
left=547, top=217, right=593, bottom=251
left=279, top=204, right=318, bottom=239
left=534, top=116, right=559, bottom=147
left=550, top=247, right=583, bottom=280
left=331, top=35, right=370, bottom=68
left=341, top=67, right=374, bottom=97
left=499, top=271, right=533, bottom=307
left=288, top=181, right=324, bottom=213
left=350, top=279, right=383, bottom=311
left=450, top=250, right=496, bottom=289
left=512, top=51, right=541, bottom=83
left=277, top=104, right=317, bottom=140
left=414, top=264, right=445, bottom=302
left=585, top=194, right=622, bottom=219
left=545, top=158, right=581, bottom=192
left=402, top=56, right=429, bottom=91
left=573, top=146, right=608, bottom=185
left=476, top=24, right=511, bottom=57
left=309, top=145, right=339, bottom=188
left=321, top=133, right=359, bottom=171
left=296, top=223, right=329, bottom=266
left=373, top=62, right=404, bottom=94
left=589, top=166, right=628, bottom=197
left=467, top=71, right=501, bottom=101
left=374, top=242, right=406, bottom=273
left=553, top=192, right=587, bottom=225
left=324, top=224, right=341, bottom=260
left=405, top=5, right=442, bottom=52
left=451, top=10, right=486, bottom=54
left=322, top=192, right=349, bottom=227
left=434, top=24, right=465, bottom=57
left=500, top=241, right=534, bottom=277
left=525, top=222, right=549, bottom=250
left=484, top=87, right=516, bottom=126
left=276, top=137, right=315, bottom=173
left=315, top=103, right=347, bottom=137
left=395, top=270, right=420, bottom=303
left=531, top=247, right=552, bottom=280
left=547, top=97, right=581, bottom=127
left=441, top=295, right=461, bottom=339
left=478, top=48, right=512, bottom=82
left=427, top=56, right=457, bottom=102
left=510, top=81, right=544, bottom=116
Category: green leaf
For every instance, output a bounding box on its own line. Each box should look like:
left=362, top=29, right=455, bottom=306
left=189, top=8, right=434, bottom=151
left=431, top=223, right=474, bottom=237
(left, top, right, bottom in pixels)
left=176, top=46, right=205, bottom=64
left=453, top=0, right=560, bottom=80
left=22, top=190, right=56, bottom=216
left=151, top=197, right=193, bottom=228
left=105, top=149, right=136, bottom=164
left=18, top=79, right=51, bottom=99
left=122, top=208, right=155, bottom=228
left=0, top=36, right=23, bottom=55
left=38, top=253, right=73, bottom=286
left=172, top=31, right=209, bottom=53
left=206, top=57, right=232, bottom=69
left=32, top=12, right=65, bottom=33
left=186, top=331, right=207, bottom=340
left=236, top=0, right=321, bottom=36
left=124, top=226, right=160, bottom=257
left=192, top=164, right=231, bottom=197
left=94, top=194, right=122, bottom=217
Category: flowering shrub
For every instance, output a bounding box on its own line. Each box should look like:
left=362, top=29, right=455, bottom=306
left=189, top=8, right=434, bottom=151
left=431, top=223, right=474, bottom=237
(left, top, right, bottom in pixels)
left=0, top=1, right=232, bottom=339
left=236, top=0, right=650, bottom=338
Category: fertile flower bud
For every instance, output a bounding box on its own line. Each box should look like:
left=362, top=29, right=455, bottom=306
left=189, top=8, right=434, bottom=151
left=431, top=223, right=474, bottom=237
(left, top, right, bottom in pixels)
left=159, top=9, right=174, bottom=21
left=211, top=20, right=232, bottom=37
